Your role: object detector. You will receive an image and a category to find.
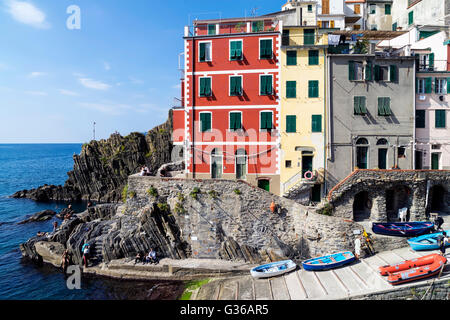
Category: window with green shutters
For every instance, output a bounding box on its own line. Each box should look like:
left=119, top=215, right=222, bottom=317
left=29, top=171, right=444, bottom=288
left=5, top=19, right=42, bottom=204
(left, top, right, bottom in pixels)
left=260, top=112, right=273, bottom=130
left=308, top=50, right=319, bottom=65
left=389, top=65, right=397, bottom=82
left=199, top=42, right=211, bottom=62
left=378, top=97, right=392, bottom=116
left=416, top=110, right=425, bottom=128
left=229, top=76, right=242, bottom=96
left=428, top=53, right=434, bottom=69
left=260, top=75, right=273, bottom=95
left=286, top=81, right=296, bottom=98
left=308, top=80, right=319, bottom=98
left=208, top=24, right=216, bottom=35
left=200, top=113, right=211, bottom=132
left=252, top=21, right=264, bottom=32
left=425, top=77, right=432, bottom=93
left=311, top=115, right=322, bottom=132
left=365, top=61, right=373, bottom=81
left=287, top=50, right=297, bottom=65
left=199, top=77, right=211, bottom=97
left=260, top=39, right=272, bottom=59
left=230, top=41, right=242, bottom=60
left=392, top=22, right=397, bottom=31
left=408, top=11, right=413, bottom=25
left=303, top=29, right=315, bottom=45
left=286, top=115, right=296, bottom=133
left=229, top=112, right=242, bottom=131
left=447, top=77, right=450, bottom=94
left=435, top=110, right=446, bottom=128
left=385, top=4, right=391, bottom=15
left=354, top=96, right=367, bottom=115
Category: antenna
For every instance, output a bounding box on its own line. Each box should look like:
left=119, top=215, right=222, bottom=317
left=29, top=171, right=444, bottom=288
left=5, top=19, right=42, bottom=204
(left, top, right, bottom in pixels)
left=250, top=7, right=259, bottom=17
left=93, top=121, right=96, bottom=140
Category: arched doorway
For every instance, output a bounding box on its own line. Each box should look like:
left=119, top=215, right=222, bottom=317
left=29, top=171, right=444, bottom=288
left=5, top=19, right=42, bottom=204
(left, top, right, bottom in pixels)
left=430, top=185, right=446, bottom=212
left=210, top=148, right=222, bottom=179
left=376, top=138, right=388, bottom=169
left=386, top=185, right=412, bottom=221
left=235, top=149, right=247, bottom=180
left=356, top=138, right=369, bottom=169
left=353, top=191, right=372, bottom=221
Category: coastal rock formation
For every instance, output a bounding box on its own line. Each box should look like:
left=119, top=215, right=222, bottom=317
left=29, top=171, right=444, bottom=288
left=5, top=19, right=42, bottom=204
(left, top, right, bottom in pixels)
left=34, top=242, right=65, bottom=268
left=18, top=209, right=57, bottom=224
left=11, top=110, right=175, bottom=203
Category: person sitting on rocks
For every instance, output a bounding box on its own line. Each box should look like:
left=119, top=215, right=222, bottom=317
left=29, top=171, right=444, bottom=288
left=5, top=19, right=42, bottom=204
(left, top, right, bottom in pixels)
left=53, top=221, right=58, bottom=232
left=36, top=231, right=45, bottom=237
left=61, top=249, right=71, bottom=272
left=134, top=252, right=144, bottom=264
left=145, top=248, right=158, bottom=264
left=139, top=166, right=146, bottom=176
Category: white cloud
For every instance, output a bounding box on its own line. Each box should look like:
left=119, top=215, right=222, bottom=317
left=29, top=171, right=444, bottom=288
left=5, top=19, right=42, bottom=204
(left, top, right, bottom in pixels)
left=5, top=0, right=50, bottom=29
left=59, top=89, right=79, bottom=96
left=27, top=71, right=47, bottom=78
left=79, top=78, right=111, bottom=90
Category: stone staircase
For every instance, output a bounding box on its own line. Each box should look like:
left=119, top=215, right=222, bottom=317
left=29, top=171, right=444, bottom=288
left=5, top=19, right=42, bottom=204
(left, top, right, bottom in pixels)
left=90, top=224, right=112, bottom=265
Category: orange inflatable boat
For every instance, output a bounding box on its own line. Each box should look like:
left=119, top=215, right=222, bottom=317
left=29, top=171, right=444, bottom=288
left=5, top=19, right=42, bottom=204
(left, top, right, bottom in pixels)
left=379, top=253, right=447, bottom=285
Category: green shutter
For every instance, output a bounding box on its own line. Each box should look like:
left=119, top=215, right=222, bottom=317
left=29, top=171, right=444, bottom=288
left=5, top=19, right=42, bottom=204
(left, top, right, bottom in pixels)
left=287, top=50, right=297, bottom=65
left=435, top=110, right=446, bottom=128
left=429, top=53, right=435, bottom=69
left=252, top=21, right=263, bottom=32
left=447, top=78, right=450, bottom=94
left=286, top=81, right=296, bottom=98
left=304, top=29, right=315, bottom=45
left=385, top=4, right=391, bottom=15
left=286, top=115, right=296, bottom=133
left=389, top=65, right=397, bottom=82
left=435, top=78, right=440, bottom=94
left=260, top=40, right=272, bottom=59
left=308, top=50, right=319, bottom=65
left=374, top=65, right=380, bottom=81
left=199, top=43, right=206, bottom=62
left=416, top=110, right=425, bottom=128
left=208, top=24, right=216, bottom=35
left=425, top=77, right=432, bottom=93
left=230, top=112, right=241, bottom=130
left=230, top=77, right=242, bottom=96
left=261, top=75, right=272, bottom=95
left=311, top=115, right=322, bottom=132
left=392, top=22, right=397, bottom=31
left=365, top=61, right=373, bottom=81
left=200, top=78, right=211, bottom=97
left=261, top=112, right=273, bottom=130
left=378, top=97, right=391, bottom=116
left=349, top=61, right=355, bottom=81
left=354, top=96, right=366, bottom=115
left=200, top=113, right=211, bottom=132
left=230, top=41, right=242, bottom=60
left=308, top=80, right=319, bottom=98
left=408, top=11, right=414, bottom=25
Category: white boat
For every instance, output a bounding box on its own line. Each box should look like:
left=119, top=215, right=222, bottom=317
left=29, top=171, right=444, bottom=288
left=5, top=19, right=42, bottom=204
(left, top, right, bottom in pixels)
left=250, top=259, right=297, bottom=278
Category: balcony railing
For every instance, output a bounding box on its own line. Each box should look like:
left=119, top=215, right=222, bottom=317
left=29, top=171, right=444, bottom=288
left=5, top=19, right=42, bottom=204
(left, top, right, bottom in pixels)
left=281, top=32, right=329, bottom=47
left=184, top=19, right=280, bottom=37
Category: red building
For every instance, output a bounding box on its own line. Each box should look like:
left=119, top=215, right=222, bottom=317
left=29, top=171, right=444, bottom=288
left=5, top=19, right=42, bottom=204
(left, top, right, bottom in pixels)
left=172, top=17, right=282, bottom=194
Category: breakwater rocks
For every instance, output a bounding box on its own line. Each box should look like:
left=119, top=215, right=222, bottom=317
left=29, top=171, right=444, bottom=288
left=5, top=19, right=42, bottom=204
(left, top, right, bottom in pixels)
left=11, top=111, right=174, bottom=203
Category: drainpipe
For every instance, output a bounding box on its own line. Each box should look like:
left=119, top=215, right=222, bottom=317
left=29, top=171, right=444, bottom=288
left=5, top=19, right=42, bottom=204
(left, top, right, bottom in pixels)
left=192, top=36, right=196, bottom=179
left=412, top=60, right=416, bottom=169
left=324, top=48, right=328, bottom=197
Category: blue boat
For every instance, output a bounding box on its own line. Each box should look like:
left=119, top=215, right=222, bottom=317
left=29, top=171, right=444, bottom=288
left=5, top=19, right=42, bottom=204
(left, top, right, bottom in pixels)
left=250, top=260, right=297, bottom=278
left=407, top=230, right=450, bottom=251
left=302, top=251, right=356, bottom=271
left=372, top=221, right=434, bottom=237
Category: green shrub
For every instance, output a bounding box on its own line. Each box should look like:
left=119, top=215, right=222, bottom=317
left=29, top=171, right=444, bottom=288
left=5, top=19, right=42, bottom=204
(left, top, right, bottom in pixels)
left=157, top=202, right=169, bottom=212
left=208, top=190, right=219, bottom=199
left=233, top=188, right=242, bottom=195
left=190, top=187, right=201, bottom=200
left=128, top=191, right=136, bottom=198
left=122, top=185, right=129, bottom=203
left=146, top=185, right=158, bottom=198
left=317, top=202, right=333, bottom=216
left=174, top=202, right=185, bottom=214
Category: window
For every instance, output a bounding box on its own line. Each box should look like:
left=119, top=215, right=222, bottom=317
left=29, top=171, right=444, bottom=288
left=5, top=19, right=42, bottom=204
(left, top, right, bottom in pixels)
left=348, top=61, right=364, bottom=81
left=208, top=24, right=216, bottom=35
left=308, top=50, right=319, bottom=65
left=398, top=147, right=406, bottom=158
left=311, top=115, right=322, bottom=132
left=229, top=112, right=242, bottom=131
left=307, top=4, right=313, bottom=12
left=230, top=40, right=242, bottom=60
left=285, top=160, right=292, bottom=168
left=354, top=4, right=360, bottom=14
left=199, top=42, right=211, bottom=62
left=392, top=22, right=397, bottom=31
left=389, top=65, right=397, bottom=82
left=260, top=39, right=273, bottom=59
left=374, top=65, right=389, bottom=81
left=385, top=4, right=391, bottom=15
left=365, top=61, right=373, bottom=81
left=308, top=80, right=319, bottom=98
left=200, top=112, right=211, bottom=132
left=260, top=111, right=273, bottom=130
left=199, top=77, right=212, bottom=97
left=260, top=75, right=273, bottom=95
left=252, top=21, right=264, bottom=32
left=369, top=4, right=376, bottom=14
left=286, top=115, right=296, bottom=133
left=416, top=110, right=426, bottom=128
left=303, top=29, right=315, bottom=45
left=417, top=78, right=425, bottom=94
left=286, top=81, right=296, bottom=98
left=424, top=77, right=432, bottom=93
left=356, top=138, right=369, bottom=169
left=235, top=149, right=247, bottom=179
left=371, top=25, right=378, bottom=31
left=354, top=96, right=367, bottom=115
left=287, top=50, right=297, bottom=65
left=229, top=76, right=242, bottom=96
left=435, top=78, right=446, bottom=94
left=435, top=110, right=446, bottom=128
left=408, top=11, right=413, bottom=25
left=378, top=97, right=392, bottom=116
left=282, top=29, right=290, bottom=46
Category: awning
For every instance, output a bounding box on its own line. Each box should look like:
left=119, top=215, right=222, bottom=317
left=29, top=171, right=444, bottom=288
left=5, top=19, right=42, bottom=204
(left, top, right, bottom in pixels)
left=332, top=30, right=408, bottom=40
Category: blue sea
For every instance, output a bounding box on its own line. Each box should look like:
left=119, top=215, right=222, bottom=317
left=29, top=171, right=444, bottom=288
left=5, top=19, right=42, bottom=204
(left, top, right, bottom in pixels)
left=0, top=144, right=183, bottom=300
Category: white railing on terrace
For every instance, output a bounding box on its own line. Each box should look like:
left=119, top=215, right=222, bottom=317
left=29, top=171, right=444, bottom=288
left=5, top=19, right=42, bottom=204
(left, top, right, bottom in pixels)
left=184, top=20, right=281, bottom=37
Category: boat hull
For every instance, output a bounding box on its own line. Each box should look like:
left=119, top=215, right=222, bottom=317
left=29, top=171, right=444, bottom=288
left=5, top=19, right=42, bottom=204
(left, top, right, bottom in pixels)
left=302, top=251, right=356, bottom=271
left=407, top=230, right=450, bottom=251
left=372, top=221, right=434, bottom=237
left=250, top=260, right=297, bottom=278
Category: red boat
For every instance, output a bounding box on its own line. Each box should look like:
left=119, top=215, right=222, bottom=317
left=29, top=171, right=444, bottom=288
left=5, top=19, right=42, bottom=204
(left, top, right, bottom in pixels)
left=379, top=253, right=447, bottom=285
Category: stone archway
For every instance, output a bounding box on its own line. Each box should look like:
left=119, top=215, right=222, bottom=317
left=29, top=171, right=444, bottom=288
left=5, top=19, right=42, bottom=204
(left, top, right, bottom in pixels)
left=385, top=185, right=412, bottom=221
left=353, top=191, right=372, bottom=221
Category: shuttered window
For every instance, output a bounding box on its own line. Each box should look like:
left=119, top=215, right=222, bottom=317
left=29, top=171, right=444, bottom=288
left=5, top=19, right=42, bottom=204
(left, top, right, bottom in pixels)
left=199, top=77, right=211, bottom=97
left=200, top=113, right=211, bottom=132
left=252, top=21, right=264, bottom=32
left=378, top=97, right=392, bottom=116
left=303, top=29, right=315, bottom=45
left=229, top=112, right=242, bottom=130
left=229, top=76, right=242, bottom=96
left=389, top=65, right=397, bottom=82
left=435, top=110, right=446, bottom=128
left=385, top=4, right=391, bottom=15
left=208, top=24, right=216, bottom=35
left=425, top=77, right=432, bottom=94
left=260, top=112, right=273, bottom=130
left=230, top=41, right=243, bottom=60
left=260, top=39, right=272, bottom=59
left=287, top=50, right=297, bottom=65
left=260, top=75, right=273, bottom=95
left=365, top=61, right=373, bottom=81
left=286, top=115, right=296, bottom=133
left=308, top=50, right=319, bottom=65
left=199, top=42, right=211, bottom=62
left=349, top=61, right=355, bottom=80
left=354, top=96, right=367, bottom=115
left=311, top=115, right=322, bottom=132
left=408, top=11, right=414, bottom=25
left=308, top=80, right=319, bottom=98
left=416, top=110, right=425, bottom=128
left=286, top=81, right=296, bottom=98
left=447, top=77, right=450, bottom=94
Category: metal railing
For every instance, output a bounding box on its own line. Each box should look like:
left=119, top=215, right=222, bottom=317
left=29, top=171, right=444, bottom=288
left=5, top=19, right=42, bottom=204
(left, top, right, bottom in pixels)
left=185, top=20, right=280, bottom=37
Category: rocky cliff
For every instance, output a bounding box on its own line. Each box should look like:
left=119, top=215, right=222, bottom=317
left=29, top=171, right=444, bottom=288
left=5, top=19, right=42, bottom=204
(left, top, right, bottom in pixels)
left=11, top=110, right=175, bottom=203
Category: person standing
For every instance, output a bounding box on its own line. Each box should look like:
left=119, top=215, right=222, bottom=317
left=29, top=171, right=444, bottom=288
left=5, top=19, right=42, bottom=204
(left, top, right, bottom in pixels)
left=354, top=235, right=361, bottom=259
left=438, top=232, right=449, bottom=256
left=81, top=242, right=90, bottom=268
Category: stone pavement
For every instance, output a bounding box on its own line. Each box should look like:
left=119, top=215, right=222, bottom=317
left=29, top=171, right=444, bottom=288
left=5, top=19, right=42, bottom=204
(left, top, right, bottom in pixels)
left=193, top=246, right=450, bottom=300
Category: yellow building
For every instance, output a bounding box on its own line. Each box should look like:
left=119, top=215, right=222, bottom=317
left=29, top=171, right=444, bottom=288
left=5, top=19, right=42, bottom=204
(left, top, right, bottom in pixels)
left=280, top=26, right=328, bottom=202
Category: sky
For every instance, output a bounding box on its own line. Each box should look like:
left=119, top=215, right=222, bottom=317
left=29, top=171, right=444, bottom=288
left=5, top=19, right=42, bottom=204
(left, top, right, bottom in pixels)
left=0, top=0, right=281, bottom=143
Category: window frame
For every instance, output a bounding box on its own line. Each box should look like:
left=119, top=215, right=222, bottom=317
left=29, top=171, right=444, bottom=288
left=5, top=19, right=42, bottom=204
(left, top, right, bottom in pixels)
left=199, top=76, right=212, bottom=97
left=229, top=39, right=243, bottom=61
left=286, top=81, right=297, bottom=99
left=199, top=111, right=212, bottom=132
left=308, top=80, right=319, bottom=98
left=229, top=75, right=243, bottom=96
left=259, top=38, right=273, bottom=60
left=198, top=41, right=212, bottom=62
left=286, top=115, right=297, bottom=133
left=259, top=74, right=274, bottom=96
left=229, top=111, right=243, bottom=131
left=259, top=110, right=274, bottom=131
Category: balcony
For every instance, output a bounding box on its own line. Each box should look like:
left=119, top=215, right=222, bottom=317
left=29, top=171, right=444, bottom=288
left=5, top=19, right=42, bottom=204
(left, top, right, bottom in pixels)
left=184, top=18, right=281, bottom=37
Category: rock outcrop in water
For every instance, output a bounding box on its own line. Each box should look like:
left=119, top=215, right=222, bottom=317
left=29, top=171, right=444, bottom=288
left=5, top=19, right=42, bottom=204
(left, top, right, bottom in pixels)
left=11, top=111, right=175, bottom=204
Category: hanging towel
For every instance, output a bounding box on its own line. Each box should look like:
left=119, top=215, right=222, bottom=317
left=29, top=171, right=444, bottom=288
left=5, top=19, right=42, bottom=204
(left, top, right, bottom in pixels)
left=328, top=34, right=340, bottom=45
